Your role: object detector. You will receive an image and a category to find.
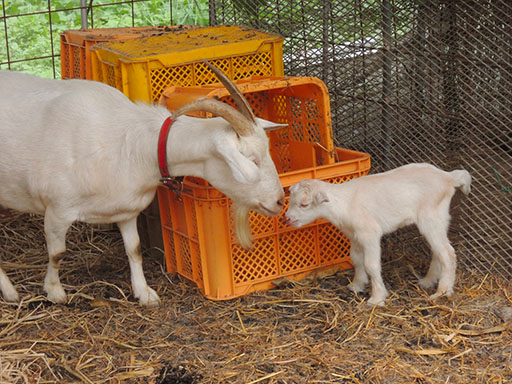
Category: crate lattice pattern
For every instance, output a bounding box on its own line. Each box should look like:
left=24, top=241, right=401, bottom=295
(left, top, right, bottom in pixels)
left=319, top=226, right=351, bottom=265
left=178, top=235, right=193, bottom=280
left=232, top=237, right=279, bottom=284
left=217, top=91, right=328, bottom=173
left=105, top=65, right=116, bottom=89
left=149, top=52, right=275, bottom=102
left=278, top=228, right=317, bottom=273
left=159, top=192, right=178, bottom=273
left=61, top=47, right=70, bottom=77
left=72, top=46, right=82, bottom=78
left=228, top=176, right=357, bottom=286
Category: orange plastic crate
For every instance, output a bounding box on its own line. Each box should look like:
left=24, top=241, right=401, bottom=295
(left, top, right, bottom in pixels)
left=160, top=76, right=336, bottom=165
left=89, top=25, right=284, bottom=102
left=158, top=144, right=370, bottom=300
left=60, top=25, right=196, bottom=80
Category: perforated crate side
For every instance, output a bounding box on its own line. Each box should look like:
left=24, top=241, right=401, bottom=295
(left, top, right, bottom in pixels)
left=157, top=190, right=177, bottom=272
left=148, top=52, right=278, bottom=102
left=92, top=50, right=282, bottom=102
left=277, top=226, right=318, bottom=274
left=216, top=90, right=333, bottom=166
left=60, top=34, right=86, bottom=79
left=318, top=223, right=351, bottom=265
left=158, top=187, right=198, bottom=280
left=231, top=236, right=280, bottom=285
left=60, top=35, right=71, bottom=79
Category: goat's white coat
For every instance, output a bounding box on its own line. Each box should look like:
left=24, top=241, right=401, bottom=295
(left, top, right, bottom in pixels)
left=285, top=163, right=471, bottom=306
left=0, top=70, right=284, bottom=305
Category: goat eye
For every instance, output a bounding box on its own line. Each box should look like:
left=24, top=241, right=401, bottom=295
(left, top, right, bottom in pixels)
left=251, top=158, right=260, bottom=167
left=300, top=203, right=309, bottom=208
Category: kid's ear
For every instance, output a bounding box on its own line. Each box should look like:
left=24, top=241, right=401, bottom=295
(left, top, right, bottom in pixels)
left=314, top=190, right=329, bottom=204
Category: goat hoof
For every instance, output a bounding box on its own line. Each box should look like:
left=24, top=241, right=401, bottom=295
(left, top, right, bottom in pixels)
left=45, top=285, right=67, bottom=304
left=418, top=277, right=436, bottom=289
left=348, top=282, right=366, bottom=293
left=367, top=292, right=388, bottom=307
left=2, top=287, right=20, bottom=302
left=137, top=287, right=160, bottom=307
left=429, top=292, right=442, bottom=300
left=429, top=288, right=453, bottom=300
left=367, top=298, right=386, bottom=307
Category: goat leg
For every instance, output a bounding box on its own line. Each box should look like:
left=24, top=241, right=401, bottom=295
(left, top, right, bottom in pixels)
left=43, top=208, right=70, bottom=303
left=117, top=217, right=160, bottom=307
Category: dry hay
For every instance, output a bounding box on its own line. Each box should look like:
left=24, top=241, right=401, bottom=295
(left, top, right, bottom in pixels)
left=1, top=211, right=511, bottom=384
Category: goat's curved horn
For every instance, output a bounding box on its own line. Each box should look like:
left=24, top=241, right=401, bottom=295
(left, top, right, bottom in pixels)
left=203, top=59, right=256, bottom=123
left=171, top=98, right=254, bottom=136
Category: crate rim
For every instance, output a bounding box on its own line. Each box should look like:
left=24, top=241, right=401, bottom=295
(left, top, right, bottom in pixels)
left=90, top=25, right=284, bottom=63
left=167, top=147, right=371, bottom=201
left=159, top=75, right=331, bottom=106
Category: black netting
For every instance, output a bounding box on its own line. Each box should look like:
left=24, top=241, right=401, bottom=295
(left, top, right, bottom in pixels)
left=212, top=0, right=512, bottom=279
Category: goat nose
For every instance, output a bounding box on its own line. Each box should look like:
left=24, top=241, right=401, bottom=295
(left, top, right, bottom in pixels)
left=277, top=197, right=285, bottom=207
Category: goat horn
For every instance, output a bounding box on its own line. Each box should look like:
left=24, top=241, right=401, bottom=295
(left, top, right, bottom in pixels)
left=171, top=98, right=254, bottom=136
left=203, top=59, right=256, bottom=123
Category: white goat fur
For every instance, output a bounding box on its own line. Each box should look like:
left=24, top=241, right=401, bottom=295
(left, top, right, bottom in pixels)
left=0, top=70, right=285, bottom=306
left=285, top=163, right=471, bottom=306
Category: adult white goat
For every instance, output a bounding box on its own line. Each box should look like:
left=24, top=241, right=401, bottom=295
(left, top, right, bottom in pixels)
left=0, top=60, right=285, bottom=306
left=284, top=163, right=471, bottom=306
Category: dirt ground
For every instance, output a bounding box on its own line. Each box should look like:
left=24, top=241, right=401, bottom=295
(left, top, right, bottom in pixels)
left=1, top=212, right=511, bottom=384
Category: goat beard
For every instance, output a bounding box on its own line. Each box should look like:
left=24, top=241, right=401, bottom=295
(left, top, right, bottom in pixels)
left=234, top=205, right=253, bottom=249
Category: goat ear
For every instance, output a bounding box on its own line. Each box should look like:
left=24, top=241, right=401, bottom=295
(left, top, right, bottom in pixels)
left=314, top=191, right=329, bottom=204
left=255, top=117, right=288, bottom=132
left=217, top=141, right=260, bottom=184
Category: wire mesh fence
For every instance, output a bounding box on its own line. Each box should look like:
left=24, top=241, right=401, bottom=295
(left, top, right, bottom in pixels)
left=1, top=0, right=511, bottom=279
left=211, top=0, right=512, bottom=279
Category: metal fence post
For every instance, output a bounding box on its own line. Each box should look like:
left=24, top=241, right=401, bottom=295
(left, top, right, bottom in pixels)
left=209, top=0, right=217, bottom=26
left=80, top=0, right=88, bottom=29
left=441, top=0, right=460, bottom=155
left=381, top=0, right=393, bottom=168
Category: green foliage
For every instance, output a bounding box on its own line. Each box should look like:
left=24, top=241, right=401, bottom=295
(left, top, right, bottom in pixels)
left=0, top=0, right=209, bottom=78
left=172, top=0, right=209, bottom=26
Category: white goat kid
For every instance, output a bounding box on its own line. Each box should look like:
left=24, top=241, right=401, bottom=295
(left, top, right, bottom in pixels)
left=285, top=163, right=471, bottom=306
left=0, top=61, right=285, bottom=306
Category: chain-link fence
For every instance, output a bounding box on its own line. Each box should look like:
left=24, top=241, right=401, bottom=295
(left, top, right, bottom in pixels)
left=211, top=0, right=512, bottom=279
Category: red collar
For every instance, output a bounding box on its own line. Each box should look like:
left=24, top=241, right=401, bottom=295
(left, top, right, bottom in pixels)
left=158, top=117, right=183, bottom=191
